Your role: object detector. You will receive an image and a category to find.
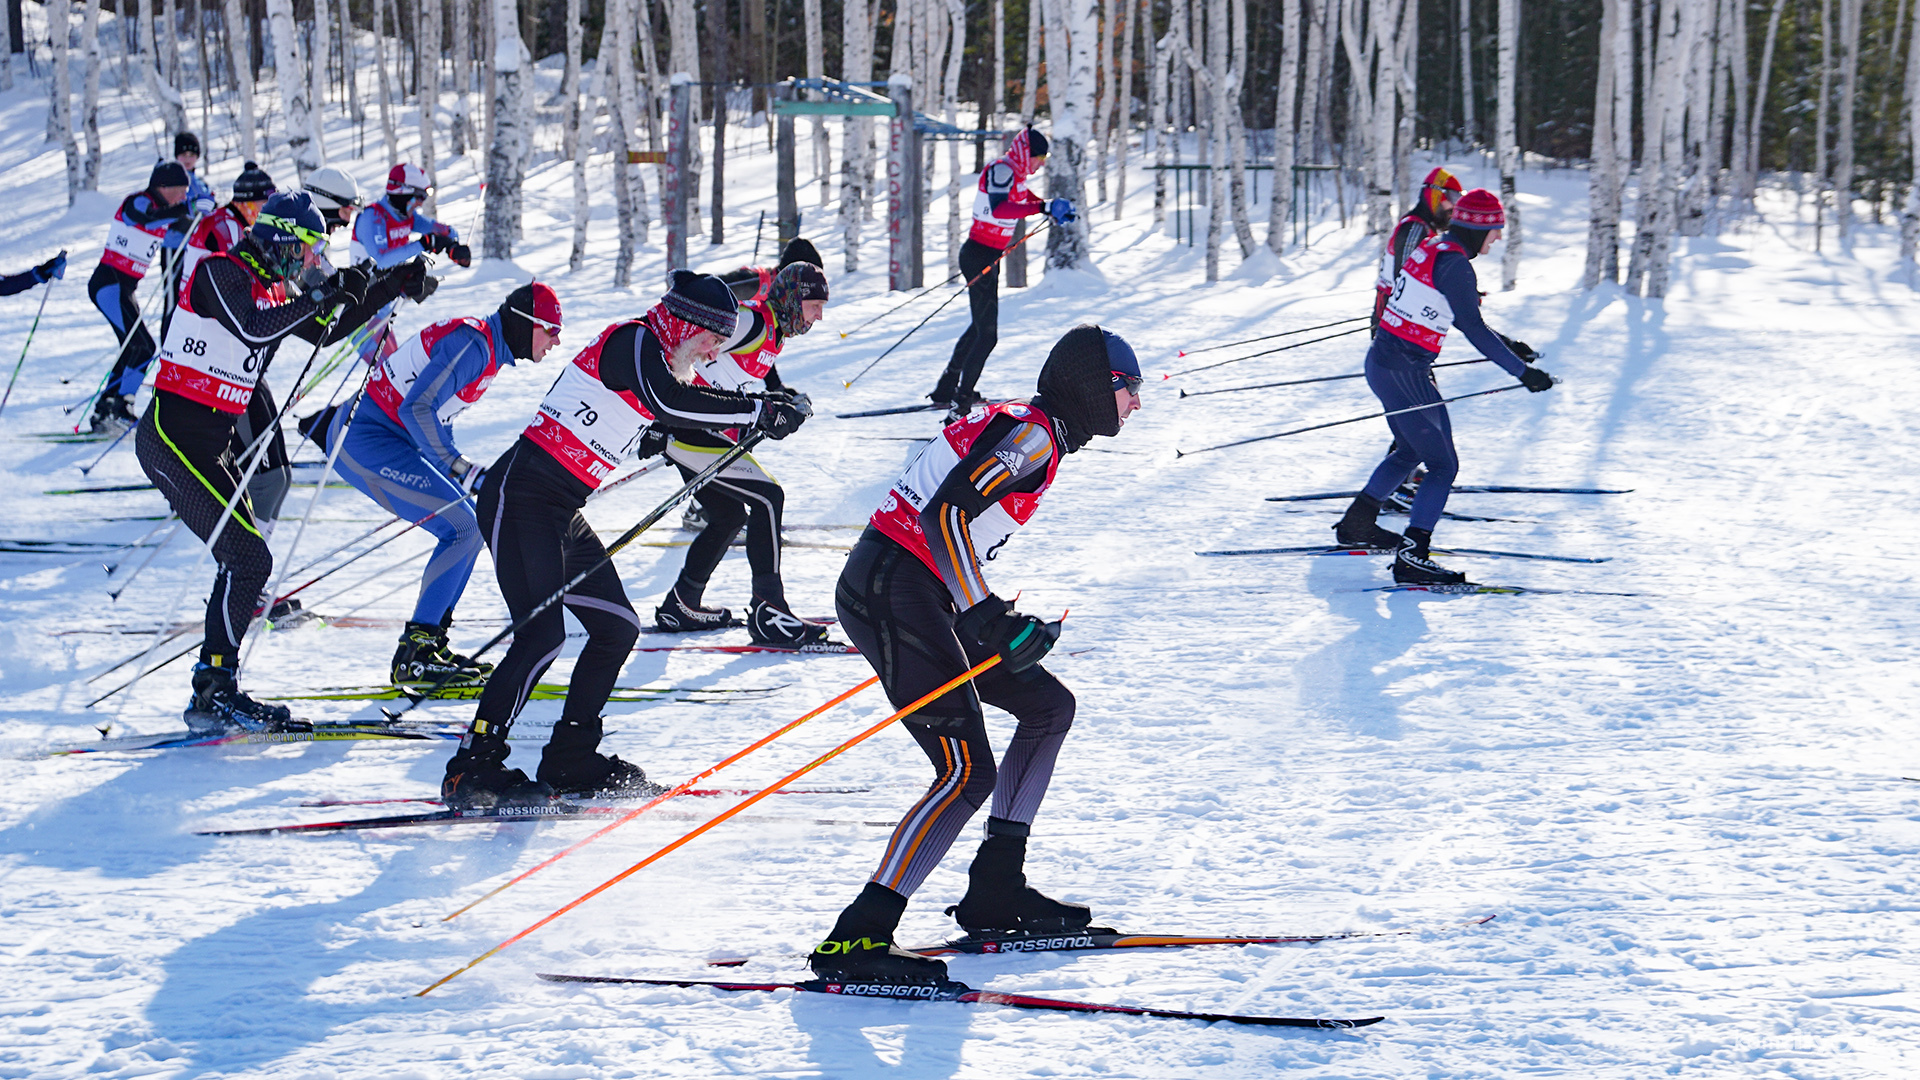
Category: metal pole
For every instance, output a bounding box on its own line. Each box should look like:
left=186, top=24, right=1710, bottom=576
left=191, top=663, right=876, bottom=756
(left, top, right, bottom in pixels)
left=666, top=74, right=692, bottom=282
left=887, top=73, right=919, bottom=291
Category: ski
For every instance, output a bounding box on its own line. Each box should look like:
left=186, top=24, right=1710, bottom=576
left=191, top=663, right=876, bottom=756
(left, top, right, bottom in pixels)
left=1352, top=583, right=1640, bottom=597
left=833, top=403, right=944, bottom=419
left=196, top=803, right=900, bottom=836
left=634, top=641, right=863, bottom=656
left=534, top=973, right=1382, bottom=1029
left=23, top=430, right=117, bottom=443
left=262, top=682, right=784, bottom=703
left=1266, top=485, right=1632, bottom=503
left=43, top=482, right=156, bottom=495
left=1196, top=544, right=1610, bottom=564
left=42, top=722, right=459, bottom=757
left=298, top=787, right=872, bottom=807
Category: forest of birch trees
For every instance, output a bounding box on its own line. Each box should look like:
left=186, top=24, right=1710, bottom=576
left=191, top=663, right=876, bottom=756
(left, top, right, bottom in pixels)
left=16, top=0, right=1920, bottom=292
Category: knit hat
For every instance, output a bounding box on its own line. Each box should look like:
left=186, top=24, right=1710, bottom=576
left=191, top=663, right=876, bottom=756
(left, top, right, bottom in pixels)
left=1451, top=188, right=1505, bottom=229
left=150, top=160, right=190, bottom=190
left=1027, top=128, right=1049, bottom=159
left=1420, top=167, right=1464, bottom=219
left=1035, top=324, right=1132, bottom=452
left=767, top=262, right=829, bottom=338
left=174, top=131, right=201, bottom=157
left=231, top=161, right=276, bottom=203
left=777, top=237, right=823, bottom=270
left=662, top=269, right=740, bottom=337
left=499, top=282, right=562, bottom=359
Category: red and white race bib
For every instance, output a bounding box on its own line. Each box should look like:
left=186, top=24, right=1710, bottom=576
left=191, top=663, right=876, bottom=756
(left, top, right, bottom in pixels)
left=368, top=317, right=500, bottom=426
left=870, top=400, right=1061, bottom=575
left=524, top=320, right=657, bottom=487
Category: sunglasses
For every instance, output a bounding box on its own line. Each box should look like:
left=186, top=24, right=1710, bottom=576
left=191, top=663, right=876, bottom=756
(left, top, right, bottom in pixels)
left=258, top=214, right=330, bottom=255
left=1111, top=371, right=1142, bottom=394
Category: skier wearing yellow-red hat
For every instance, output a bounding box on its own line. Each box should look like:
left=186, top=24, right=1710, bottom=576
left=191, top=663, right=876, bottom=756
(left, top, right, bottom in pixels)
left=1372, top=167, right=1464, bottom=336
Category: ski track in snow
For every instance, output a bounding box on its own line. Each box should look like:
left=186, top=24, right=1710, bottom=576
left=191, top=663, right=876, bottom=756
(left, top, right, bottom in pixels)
left=1, top=72, right=1917, bottom=1080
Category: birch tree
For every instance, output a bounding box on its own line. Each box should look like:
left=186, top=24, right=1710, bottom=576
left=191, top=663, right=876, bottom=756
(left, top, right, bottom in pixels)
left=51, top=0, right=80, bottom=205
left=1113, top=0, right=1138, bottom=220
left=311, top=0, right=332, bottom=163
left=1902, top=0, right=1920, bottom=276
left=268, top=0, right=321, bottom=178
left=1226, top=0, right=1254, bottom=255
left=419, top=0, right=442, bottom=211
left=1582, top=0, right=1623, bottom=289
left=1022, top=0, right=1042, bottom=121
left=221, top=0, right=256, bottom=163
left=945, top=0, right=969, bottom=276
left=482, top=0, right=527, bottom=259
left=81, top=0, right=102, bottom=191
left=1459, top=0, right=1476, bottom=142
left=373, top=0, right=401, bottom=165
left=1047, top=0, right=1097, bottom=271
left=451, top=0, right=472, bottom=154
left=1745, top=0, right=1787, bottom=205
left=569, top=0, right=596, bottom=272
left=805, top=0, right=829, bottom=207
left=1496, top=0, right=1520, bottom=290
left=1151, top=16, right=1172, bottom=227
left=840, top=0, right=872, bottom=271
left=1835, top=0, right=1863, bottom=241
left=144, top=0, right=189, bottom=138
left=1267, top=0, right=1299, bottom=252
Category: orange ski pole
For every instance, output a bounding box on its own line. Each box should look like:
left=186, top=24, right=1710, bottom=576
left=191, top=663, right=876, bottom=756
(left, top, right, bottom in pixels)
left=440, top=675, right=882, bottom=922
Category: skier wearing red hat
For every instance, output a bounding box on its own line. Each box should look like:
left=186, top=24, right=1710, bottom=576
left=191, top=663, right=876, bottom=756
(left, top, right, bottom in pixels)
left=1372, top=167, right=1463, bottom=335
left=1336, top=188, right=1557, bottom=584
left=310, top=282, right=565, bottom=689
left=350, top=163, right=469, bottom=365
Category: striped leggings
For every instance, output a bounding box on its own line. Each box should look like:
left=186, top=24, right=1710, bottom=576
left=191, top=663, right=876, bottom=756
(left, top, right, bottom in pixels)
left=836, top=531, right=1076, bottom=898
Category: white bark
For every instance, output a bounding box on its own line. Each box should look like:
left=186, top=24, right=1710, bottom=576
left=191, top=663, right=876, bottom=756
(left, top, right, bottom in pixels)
left=144, top=0, right=189, bottom=139
left=1459, top=0, right=1475, bottom=142
left=51, top=0, right=80, bottom=204
left=607, top=0, right=640, bottom=285
left=569, top=0, right=595, bottom=272
left=1267, top=0, right=1299, bottom=252
left=81, top=0, right=102, bottom=191
left=268, top=0, right=320, bottom=178
left=1747, top=0, right=1786, bottom=202
left=311, top=0, right=332, bottom=163
left=1176, top=0, right=1230, bottom=276
left=482, top=0, right=527, bottom=259
left=1047, top=0, right=1098, bottom=271
left=1628, top=0, right=1689, bottom=298
left=1496, top=0, right=1519, bottom=290
left=611, top=0, right=651, bottom=241
left=1022, top=0, right=1042, bottom=121
left=340, top=0, right=365, bottom=127
left=945, top=0, right=968, bottom=277
left=1151, top=21, right=1171, bottom=228
left=1299, top=0, right=1327, bottom=163
left=1115, top=0, right=1138, bottom=221
left=1834, top=0, right=1862, bottom=240
left=374, top=0, right=401, bottom=166
left=804, top=0, right=828, bottom=206
left=418, top=0, right=442, bottom=212
left=992, top=0, right=1006, bottom=129
left=1226, top=0, right=1252, bottom=254
left=840, top=0, right=873, bottom=272
left=1902, top=0, right=1920, bottom=275
left=220, top=0, right=256, bottom=162
left=1677, top=0, right=1713, bottom=236
left=1095, top=0, right=1115, bottom=203
left=666, top=0, right=702, bottom=214
left=451, top=0, right=472, bottom=153
left=1582, top=0, right=1621, bottom=289
left=560, top=0, right=582, bottom=159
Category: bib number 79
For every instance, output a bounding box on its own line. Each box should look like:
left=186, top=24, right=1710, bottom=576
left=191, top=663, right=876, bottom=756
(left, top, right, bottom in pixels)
left=574, top=402, right=598, bottom=426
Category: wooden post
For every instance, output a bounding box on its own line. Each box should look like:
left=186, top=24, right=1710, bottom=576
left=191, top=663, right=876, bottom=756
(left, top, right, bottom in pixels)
left=666, top=74, right=691, bottom=281
left=776, top=80, right=800, bottom=247
left=888, top=74, right=922, bottom=290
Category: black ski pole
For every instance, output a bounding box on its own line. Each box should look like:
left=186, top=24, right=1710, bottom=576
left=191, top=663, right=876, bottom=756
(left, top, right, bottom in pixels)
left=1178, top=357, right=1494, bottom=399
left=834, top=272, right=966, bottom=341
left=841, top=221, right=1050, bottom=389
left=1176, top=383, right=1535, bottom=457
left=0, top=256, right=60, bottom=420
left=381, top=432, right=771, bottom=720
left=1170, top=315, right=1370, bottom=358
left=1162, top=324, right=1372, bottom=380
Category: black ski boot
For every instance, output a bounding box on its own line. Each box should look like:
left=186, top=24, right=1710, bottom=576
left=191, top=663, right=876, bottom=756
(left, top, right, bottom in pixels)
left=747, top=577, right=828, bottom=646
left=943, top=387, right=985, bottom=423
left=948, top=821, right=1093, bottom=935
left=442, top=726, right=553, bottom=809
left=654, top=582, right=733, bottom=632
left=810, top=881, right=953, bottom=983
left=680, top=503, right=708, bottom=531
left=1393, top=526, right=1466, bottom=585
left=536, top=716, right=668, bottom=799
left=391, top=621, right=486, bottom=686
left=1333, top=494, right=1404, bottom=549
left=435, top=613, right=493, bottom=677
left=928, top=369, right=961, bottom=409
left=90, top=394, right=137, bottom=434
left=184, top=661, right=309, bottom=735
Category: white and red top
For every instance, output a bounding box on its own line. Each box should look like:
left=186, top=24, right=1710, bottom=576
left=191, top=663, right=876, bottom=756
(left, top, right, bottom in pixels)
left=688, top=301, right=781, bottom=443
left=968, top=131, right=1047, bottom=249
left=101, top=193, right=177, bottom=278
left=1378, top=235, right=1468, bottom=353
left=524, top=319, right=657, bottom=488
left=367, top=317, right=501, bottom=426
left=176, top=207, right=248, bottom=302
left=153, top=254, right=282, bottom=413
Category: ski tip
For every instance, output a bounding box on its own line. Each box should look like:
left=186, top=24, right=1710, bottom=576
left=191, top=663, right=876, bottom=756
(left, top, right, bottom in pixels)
left=1177, top=389, right=1189, bottom=399
left=707, top=957, right=750, bottom=967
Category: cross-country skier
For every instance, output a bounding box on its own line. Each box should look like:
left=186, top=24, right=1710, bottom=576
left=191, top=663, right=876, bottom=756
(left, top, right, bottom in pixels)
left=0, top=252, right=65, bottom=296
left=1372, top=167, right=1462, bottom=336
left=153, top=132, right=219, bottom=331
left=171, top=161, right=276, bottom=318
left=654, top=262, right=831, bottom=645
left=320, top=283, right=563, bottom=687
left=927, top=128, right=1075, bottom=417
left=439, top=271, right=813, bottom=808
left=302, top=166, right=364, bottom=235
left=351, top=164, right=468, bottom=363
left=1336, top=189, right=1555, bottom=584
left=88, top=161, right=194, bottom=432
left=717, top=237, right=824, bottom=303
left=134, top=192, right=376, bottom=733
left=811, top=324, right=1141, bottom=983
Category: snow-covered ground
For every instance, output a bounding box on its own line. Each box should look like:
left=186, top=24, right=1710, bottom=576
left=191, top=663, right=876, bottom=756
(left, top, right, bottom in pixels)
left=1, top=65, right=1917, bottom=1079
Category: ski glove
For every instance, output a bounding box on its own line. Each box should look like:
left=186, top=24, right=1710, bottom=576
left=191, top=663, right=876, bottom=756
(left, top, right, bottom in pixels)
left=398, top=260, right=439, bottom=302
left=636, top=428, right=671, bottom=459
left=1498, top=333, right=1539, bottom=362
left=34, top=251, right=66, bottom=282
left=448, top=243, right=473, bottom=268
left=956, top=595, right=1059, bottom=675
left=191, top=195, right=218, bottom=217
left=1047, top=198, right=1077, bottom=226
left=419, top=232, right=452, bottom=255
left=755, top=389, right=813, bottom=440
left=1519, top=366, right=1555, bottom=393
left=307, top=266, right=370, bottom=310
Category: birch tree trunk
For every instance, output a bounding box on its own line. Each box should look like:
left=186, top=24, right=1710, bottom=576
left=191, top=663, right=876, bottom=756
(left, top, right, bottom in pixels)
left=1726, top=0, right=1751, bottom=205
left=1459, top=0, right=1475, bottom=143
left=81, top=0, right=102, bottom=191
left=1226, top=0, right=1252, bottom=254
left=1151, top=21, right=1171, bottom=227
left=635, top=0, right=663, bottom=162
left=144, top=0, right=189, bottom=138
left=418, top=0, right=441, bottom=210
left=945, top=0, right=968, bottom=276
left=311, top=0, right=332, bottom=162
left=1299, top=0, right=1327, bottom=163
left=1835, top=0, right=1862, bottom=241
left=569, top=0, right=597, bottom=272
left=1179, top=0, right=1229, bottom=277
left=267, top=0, right=319, bottom=178
left=1816, top=0, right=1833, bottom=250
left=1497, top=0, right=1520, bottom=290
left=1267, top=0, right=1298, bottom=251
left=1582, top=0, right=1621, bottom=288
left=221, top=0, right=257, bottom=161
left=1095, top=0, right=1114, bottom=203
left=804, top=0, right=828, bottom=207
left=340, top=0, right=365, bottom=130
left=840, top=0, right=871, bottom=272
left=482, top=0, right=526, bottom=259
left=450, top=0, right=471, bottom=153
left=374, top=0, right=401, bottom=165
left=608, top=0, right=639, bottom=284
left=1022, top=0, right=1042, bottom=121
left=1367, top=0, right=1400, bottom=237
left=1677, top=0, right=1713, bottom=235
left=1114, top=0, right=1138, bottom=221
left=667, top=0, right=703, bottom=216
left=52, top=0, right=80, bottom=204
left=1902, top=0, right=1920, bottom=276
left=611, top=0, right=651, bottom=242
left=993, top=0, right=1006, bottom=130
left=1339, top=0, right=1375, bottom=228
left=559, top=0, right=580, bottom=159
left=1747, top=0, right=1785, bottom=203
left=1047, top=0, right=1098, bottom=271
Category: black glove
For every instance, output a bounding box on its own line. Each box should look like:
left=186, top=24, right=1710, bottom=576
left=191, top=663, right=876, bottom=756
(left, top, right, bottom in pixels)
left=636, top=428, right=671, bottom=459
left=419, top=232, right=452, bottom=255
left=307, top=266, right=370, bottom=309
left=1519, top=366, right=1555, bottom=393
left=1498, top=333, right=1538, bottom=362
left=754, top=389, right=812, bottom=440
left=448, top=242, right=473, bottom=268
left=399, top=260, right=439, bottom=302
left=955, top=595, right=1060, bottom=675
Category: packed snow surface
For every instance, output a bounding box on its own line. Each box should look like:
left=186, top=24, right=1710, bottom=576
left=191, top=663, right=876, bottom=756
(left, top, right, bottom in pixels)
left=0, top=78, right=1916, bottom=1079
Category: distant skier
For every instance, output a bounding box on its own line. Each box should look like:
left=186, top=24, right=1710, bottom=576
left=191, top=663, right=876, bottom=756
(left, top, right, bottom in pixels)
left=88, top=161, right=193, bottom=431
left=154, top=131, right=219, bottom=329
left=718, top=236, right=824, bottom=303
left=927, top=127, right=1075, bottom=417
left=438, top=271, right=812, bottom=809
left=654, top=261, right=831, bottom=645
left=1372, top=167, right=1463, bottom=336
left=0, top=252, right=65, bottom=297
left=319, top=282, right=563, bottom=688
left=134, top=192, right=374, bottom=733
left=351, top=163, right=468, bottom=363
left=811, top=324, right=1141, bottom=983
left=171, top=161, right=276, bottom=318
left=302, top=166, right=365, bottom=236
left=1336, top=189, right=1555, bottom=584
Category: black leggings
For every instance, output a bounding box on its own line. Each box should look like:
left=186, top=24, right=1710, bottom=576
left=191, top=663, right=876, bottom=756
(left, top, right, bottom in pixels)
left=134, top=394, right=271, bottom=664
left=940, top=239, right=1002, bottom=397
left=473, top=442, right=642, bottom=734
left=835, top=530, right=1075, bottom=899
left=666, top=439, right=785, bottom=600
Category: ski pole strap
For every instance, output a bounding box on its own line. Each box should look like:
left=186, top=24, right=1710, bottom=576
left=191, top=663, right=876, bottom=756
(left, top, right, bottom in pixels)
left=417, top=654, right=1004, bottom=996
left=1176, top=385, right=1525, bottom=457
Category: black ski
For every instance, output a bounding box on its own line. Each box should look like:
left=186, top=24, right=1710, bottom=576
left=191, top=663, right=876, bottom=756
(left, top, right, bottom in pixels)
left=1267, top=485, right=1631, bottom=503
left=197, top=802, right=900, bottom=836
left=43, top=722, right=457, bottom=757
left=634, top=641, right=862, bottom=655
left=833, top=403, right=944, bottom=419
left=1196, top=544, right=1610, bottom=564
left=535, top=973, right=1382, bottom=1028
left=1351, top=583, right=1639, bottom=597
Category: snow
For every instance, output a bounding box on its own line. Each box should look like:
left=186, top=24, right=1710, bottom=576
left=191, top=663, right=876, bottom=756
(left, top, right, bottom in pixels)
left=1, top=68, right=1918, bottom=1079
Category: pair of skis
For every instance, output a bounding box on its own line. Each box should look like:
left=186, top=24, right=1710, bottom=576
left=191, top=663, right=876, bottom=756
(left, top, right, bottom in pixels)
left=1196, top=543, right=1610, bottom=563
left=198, top=789, right=900, bottom=836
left=264, top=681, right=785, bottom=703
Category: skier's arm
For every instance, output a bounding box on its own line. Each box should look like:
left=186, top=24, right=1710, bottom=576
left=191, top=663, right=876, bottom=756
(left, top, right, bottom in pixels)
left=398, top=328, right=490, bottom=472
left=0, top=269, right=37, bottom=296
left=983, top=162, right=1047, bottom=219
left=605, top=324, right=762, bottom=431
left=125, top=194, right=191, bottom=231
left=353, top=211, right=424, bottom=269
left=410, top=211, right=455, bottom=241
left=199, top=258, right=323, bottom=345
left=1432, top=252, right=1528, bottom=376
left=917, top=417, right=1056, bottom=609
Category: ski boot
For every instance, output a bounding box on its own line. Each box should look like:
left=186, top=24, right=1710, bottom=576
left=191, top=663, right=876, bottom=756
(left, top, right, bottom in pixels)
left=435, top=614, right=493, bottom=677
left=391, top=621, right=487, bottom=686
left=1393, top=526, right=1466, bottom=585
left=89, top=394, right=137, bottom=435
left=942, top=387, right=986, bottom=423
left=183, top=661, right=309, bottom=735
left=927, top=369, right=962, bottom=410
left=948, top=821, right=1094, bottom=935
left=680, top=503, right=709, bottom=531
left=1332, top=494, right=1404, bottom=550
left=536, top=716, right=669, bottom=800
left=747, top=578, right=828, bottom=646
left=654, top=582, right=733, bottom=632
left=441, top=725, right=553, bottom=809
left=810, top=882, right=953, bottom=983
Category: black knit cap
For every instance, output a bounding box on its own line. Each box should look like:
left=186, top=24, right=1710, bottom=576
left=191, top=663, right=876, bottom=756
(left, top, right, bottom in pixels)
left=149, top=160, right=189, bottom=190
left=1027, top=128, right=1049, bottom=159
left=174, top=131, right=201, bottom=157
left=663, top=269, right=740, bottom=336
left=777, top=237, right=822, bottom=270
left=1034, top=324, right=1120, bottom=452
left=231, top=161, right=275, bottom=202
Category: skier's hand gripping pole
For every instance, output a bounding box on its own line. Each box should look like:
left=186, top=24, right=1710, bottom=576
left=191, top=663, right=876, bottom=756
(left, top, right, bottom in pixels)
left=0, top=255, right=61, bottom=420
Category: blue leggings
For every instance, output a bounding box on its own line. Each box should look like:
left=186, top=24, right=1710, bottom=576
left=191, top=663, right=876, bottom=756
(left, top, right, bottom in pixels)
left=89, top=268, right=156, bottom=397
left=1360, top=358, right=1458, bottom=532
left=326, top=404, right=481, bottom=625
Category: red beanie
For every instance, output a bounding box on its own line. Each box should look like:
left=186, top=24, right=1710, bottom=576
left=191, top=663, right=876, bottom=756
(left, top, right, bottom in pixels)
left=1452, top=188, right=1505, bottom=229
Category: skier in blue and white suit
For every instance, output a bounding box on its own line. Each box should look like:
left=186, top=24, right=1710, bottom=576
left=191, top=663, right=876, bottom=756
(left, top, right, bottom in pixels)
left=320, top=282, right=560, bottom=686
left=349, top=162, right=471, bottom=364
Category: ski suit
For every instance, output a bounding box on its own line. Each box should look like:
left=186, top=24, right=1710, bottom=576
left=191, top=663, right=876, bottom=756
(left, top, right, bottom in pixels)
left=1371, top=205, right=1445, bottom=335
left=92, top=189, right=190, bottom=397
left=325, top=313, right=515, bottom=626
left=1363, top=235, right=1529, bottom=530
left=349, top=197, right=456, bottom=363
left=935, top=130, right=1049, bottom=402
left=837, top=399, right=1078, bottom=898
